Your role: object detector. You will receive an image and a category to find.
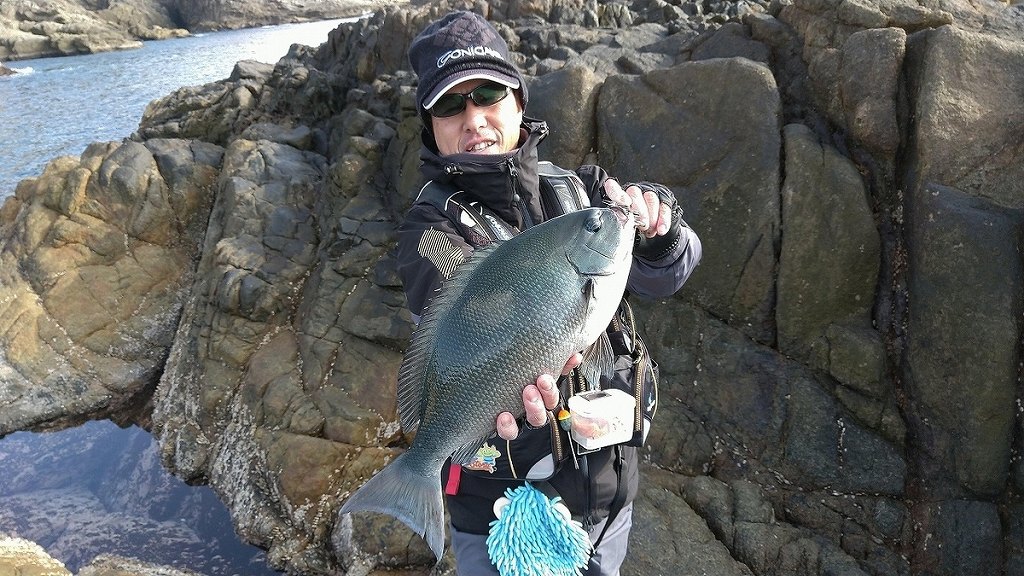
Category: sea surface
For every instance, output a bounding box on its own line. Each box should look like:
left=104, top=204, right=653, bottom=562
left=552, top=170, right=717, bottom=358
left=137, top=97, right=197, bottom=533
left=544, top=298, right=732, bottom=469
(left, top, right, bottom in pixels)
left=0, top=421, right=280, bottom=574
left=0, top=16, right=363, bottom=573
left=0, top=17, right=357, bottom=201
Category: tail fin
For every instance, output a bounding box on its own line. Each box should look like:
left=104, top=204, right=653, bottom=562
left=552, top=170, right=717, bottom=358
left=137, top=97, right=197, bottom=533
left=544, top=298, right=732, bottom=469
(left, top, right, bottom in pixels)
left=339, top=452, right=446, bottom=560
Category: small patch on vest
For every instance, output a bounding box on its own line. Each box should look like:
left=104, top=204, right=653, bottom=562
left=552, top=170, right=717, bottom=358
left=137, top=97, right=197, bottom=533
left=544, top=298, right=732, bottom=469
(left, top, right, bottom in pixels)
left=418, top=228, right=464, bottom=280
left=465, top=443, right=501, bottom=473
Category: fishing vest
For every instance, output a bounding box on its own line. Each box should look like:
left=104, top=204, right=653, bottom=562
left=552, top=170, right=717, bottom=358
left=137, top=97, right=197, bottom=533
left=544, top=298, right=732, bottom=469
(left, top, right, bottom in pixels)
left=415, top=161, right=590, bottom=244
left=415, top=161, right=659, bottom=450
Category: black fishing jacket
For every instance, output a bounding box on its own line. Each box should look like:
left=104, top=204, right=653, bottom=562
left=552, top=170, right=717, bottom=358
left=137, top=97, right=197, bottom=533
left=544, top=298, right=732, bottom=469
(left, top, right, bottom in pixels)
left=395, top=117, right=701, bottom=535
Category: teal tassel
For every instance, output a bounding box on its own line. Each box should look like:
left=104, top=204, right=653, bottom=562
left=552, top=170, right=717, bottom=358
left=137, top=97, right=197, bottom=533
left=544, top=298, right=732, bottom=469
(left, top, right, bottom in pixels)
left=486, top=483, right=592, bottom=576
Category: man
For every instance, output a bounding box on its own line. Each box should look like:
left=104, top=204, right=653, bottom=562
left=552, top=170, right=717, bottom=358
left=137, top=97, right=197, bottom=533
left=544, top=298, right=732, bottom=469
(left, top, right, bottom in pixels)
left=396, top=11, right=702, bottom=575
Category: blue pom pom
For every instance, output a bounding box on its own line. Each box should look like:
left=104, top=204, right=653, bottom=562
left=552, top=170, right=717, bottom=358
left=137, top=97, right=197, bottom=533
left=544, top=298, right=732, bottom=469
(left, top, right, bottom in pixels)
left=486, top=483, right=592, bottom=576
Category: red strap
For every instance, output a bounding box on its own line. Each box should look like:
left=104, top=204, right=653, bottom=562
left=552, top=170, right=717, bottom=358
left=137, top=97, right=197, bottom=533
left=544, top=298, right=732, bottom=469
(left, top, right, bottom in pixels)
left=444, top=463, right=462, bottom=495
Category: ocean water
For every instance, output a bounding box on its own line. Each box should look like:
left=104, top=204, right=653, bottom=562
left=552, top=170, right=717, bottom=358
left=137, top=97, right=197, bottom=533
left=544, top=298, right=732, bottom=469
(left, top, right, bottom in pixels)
left=0, top=421, right=281, bottom=574
left=0, top=17, right=357, bottom=201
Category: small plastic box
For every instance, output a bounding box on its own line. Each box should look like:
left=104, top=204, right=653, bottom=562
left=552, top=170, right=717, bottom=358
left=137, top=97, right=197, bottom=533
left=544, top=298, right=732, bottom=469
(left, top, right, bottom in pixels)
left=567, top=389, right=636, bottom=450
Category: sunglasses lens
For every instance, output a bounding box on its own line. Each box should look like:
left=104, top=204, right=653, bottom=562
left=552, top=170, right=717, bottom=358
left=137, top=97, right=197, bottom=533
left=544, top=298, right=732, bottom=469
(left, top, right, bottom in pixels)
left=428, top=83, right=511, bottom=118
left=429, top=94, right=466, bottom=118
left=471, top=83, right=509, bottom=107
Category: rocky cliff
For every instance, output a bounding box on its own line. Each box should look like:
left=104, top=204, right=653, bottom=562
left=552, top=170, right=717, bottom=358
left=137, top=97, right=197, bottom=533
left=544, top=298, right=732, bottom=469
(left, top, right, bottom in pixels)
left=0, top=0, right=397, bottom=61
left=1, top=0, right=1023, bottom=574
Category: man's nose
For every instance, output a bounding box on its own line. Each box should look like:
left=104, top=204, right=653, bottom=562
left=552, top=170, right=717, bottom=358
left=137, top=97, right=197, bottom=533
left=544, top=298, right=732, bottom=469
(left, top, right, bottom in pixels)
left=462, top=101, right=488, bottom=127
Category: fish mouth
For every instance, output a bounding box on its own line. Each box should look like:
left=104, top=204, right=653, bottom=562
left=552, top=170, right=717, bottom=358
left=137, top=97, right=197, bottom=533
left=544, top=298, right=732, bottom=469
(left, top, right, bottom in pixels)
left=608, top=204, right=635, bottom=229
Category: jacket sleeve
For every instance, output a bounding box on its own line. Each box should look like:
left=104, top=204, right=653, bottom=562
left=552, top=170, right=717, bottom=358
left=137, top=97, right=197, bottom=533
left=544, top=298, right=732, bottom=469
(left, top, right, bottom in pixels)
left=396, top=202, right=475, bottom=322
left=575, top=165, right=703, bottom=299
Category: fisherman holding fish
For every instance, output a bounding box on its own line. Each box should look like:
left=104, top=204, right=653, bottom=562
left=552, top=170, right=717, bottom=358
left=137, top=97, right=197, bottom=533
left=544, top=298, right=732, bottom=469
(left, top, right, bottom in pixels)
left=342, top=10, right=702, bottom=576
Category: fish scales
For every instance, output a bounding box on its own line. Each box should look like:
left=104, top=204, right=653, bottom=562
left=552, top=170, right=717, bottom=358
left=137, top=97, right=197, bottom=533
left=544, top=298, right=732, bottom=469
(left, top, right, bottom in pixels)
left=340, top=206, right=635, bottom=561
left=428, top=235, right=595, bottom=445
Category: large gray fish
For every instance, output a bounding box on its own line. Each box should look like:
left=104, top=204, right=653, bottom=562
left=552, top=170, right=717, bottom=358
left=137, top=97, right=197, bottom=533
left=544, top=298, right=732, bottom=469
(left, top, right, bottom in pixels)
left=339, top=206, right=635, bottom=559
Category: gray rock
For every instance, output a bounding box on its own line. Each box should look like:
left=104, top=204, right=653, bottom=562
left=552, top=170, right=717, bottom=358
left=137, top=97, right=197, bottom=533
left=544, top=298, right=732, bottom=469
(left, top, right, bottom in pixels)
left=688, top=21, right=772, bottom=62
left=597, top=57, right=781, bottom=343
left=904, top=183, right=1020, bottom=497
left=239, top=122, right=314, bottom=150
left=527, top=62, right=604, bottom=168
left=776, top=123, right=879, bottom=367
left=902, top=23, right=1024, bottom=501
left=827, top=322, right=886, bottom=399
left=906, top=25, right=1024, bottom=208
left=911, top=500, right=1002, bottom=575
left=625, top=467, right=756, bottom=576
left=839, top=27, right=905, bottom=157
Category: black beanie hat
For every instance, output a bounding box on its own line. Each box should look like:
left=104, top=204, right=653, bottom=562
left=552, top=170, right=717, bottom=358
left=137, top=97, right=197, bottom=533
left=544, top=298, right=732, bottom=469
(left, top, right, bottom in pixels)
left=409, top=11, right=528, bottom=112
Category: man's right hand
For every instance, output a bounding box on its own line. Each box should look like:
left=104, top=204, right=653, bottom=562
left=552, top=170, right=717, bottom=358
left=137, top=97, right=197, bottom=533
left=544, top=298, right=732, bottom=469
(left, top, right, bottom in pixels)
left=496, top=353, right=582, bottom=440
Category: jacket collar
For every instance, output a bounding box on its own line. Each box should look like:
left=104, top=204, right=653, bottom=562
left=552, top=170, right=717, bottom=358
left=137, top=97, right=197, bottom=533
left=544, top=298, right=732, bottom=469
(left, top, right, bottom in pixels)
left=419, top=118, right=548, bottom=230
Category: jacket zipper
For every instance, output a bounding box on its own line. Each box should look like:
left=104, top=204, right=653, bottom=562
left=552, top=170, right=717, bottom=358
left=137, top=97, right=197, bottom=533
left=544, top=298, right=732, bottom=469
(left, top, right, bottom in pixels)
left=550, top=394, right=566, bottom=464
left=506, top=158, right=534, bottom=229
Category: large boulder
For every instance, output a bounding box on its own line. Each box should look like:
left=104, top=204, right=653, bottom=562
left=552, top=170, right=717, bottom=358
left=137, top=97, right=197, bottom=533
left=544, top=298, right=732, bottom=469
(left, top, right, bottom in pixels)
left=776, top=123, right=879, bottom=368
left=597, top=57, right=782, bottom=343
left=902, top=20, right=1024, bottom=513
left=0, top=138, right=221, bottom=435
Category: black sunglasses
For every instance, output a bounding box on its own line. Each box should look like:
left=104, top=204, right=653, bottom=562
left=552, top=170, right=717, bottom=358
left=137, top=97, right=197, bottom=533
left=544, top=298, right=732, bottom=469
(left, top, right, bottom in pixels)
left=428, top=82, right=512, bottom=118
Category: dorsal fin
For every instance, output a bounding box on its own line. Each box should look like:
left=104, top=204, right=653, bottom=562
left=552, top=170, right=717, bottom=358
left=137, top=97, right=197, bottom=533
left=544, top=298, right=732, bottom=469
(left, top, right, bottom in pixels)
left=396, top=242, right=501, bottom=433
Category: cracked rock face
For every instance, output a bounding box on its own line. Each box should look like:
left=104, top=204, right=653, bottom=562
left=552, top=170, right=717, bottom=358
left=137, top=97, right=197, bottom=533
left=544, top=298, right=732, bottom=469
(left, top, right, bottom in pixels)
left=2, top=0, right=1024, bottom=574
left=0, top=138, right=222, bottom=436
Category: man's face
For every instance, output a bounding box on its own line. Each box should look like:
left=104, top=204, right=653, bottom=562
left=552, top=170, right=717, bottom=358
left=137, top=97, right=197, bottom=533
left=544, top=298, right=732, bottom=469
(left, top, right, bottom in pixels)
left=430, top=79, right=524, bottom=157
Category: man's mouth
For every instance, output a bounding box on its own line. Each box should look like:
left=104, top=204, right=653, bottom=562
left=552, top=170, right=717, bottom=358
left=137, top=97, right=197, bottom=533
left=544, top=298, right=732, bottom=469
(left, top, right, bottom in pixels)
left=465, top=140, right=496, bottom=153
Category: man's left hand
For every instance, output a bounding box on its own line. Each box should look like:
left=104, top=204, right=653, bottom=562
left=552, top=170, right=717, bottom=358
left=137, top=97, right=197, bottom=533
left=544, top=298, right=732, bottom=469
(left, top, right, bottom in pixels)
left=603, top=179, right=672, bottom=238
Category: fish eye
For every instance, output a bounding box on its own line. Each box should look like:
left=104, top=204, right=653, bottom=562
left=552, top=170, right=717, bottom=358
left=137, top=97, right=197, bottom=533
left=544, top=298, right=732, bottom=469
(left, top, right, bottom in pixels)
left=585, top=212, right=603, bottom=232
